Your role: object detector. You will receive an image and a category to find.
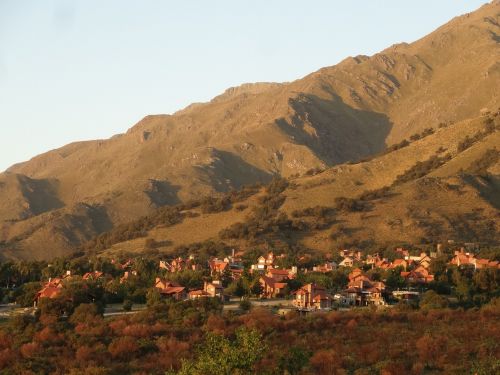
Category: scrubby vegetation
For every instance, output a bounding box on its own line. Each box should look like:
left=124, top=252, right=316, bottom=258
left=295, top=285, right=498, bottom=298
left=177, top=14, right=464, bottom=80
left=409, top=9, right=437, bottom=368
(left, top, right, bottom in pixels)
left=457, top=117, right=498, bottom=153
left=393, top=154, right=452, bottom=186
left=0, top=293, right=499, bottom=374
left=464, top=148, right=499, bottom=176
left=80, top=185, right=261, bottom=252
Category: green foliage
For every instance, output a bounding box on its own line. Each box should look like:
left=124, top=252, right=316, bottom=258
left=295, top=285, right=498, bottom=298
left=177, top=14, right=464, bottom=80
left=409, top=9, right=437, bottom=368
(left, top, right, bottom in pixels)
left=239, top=299, right=252, bottom=311
left=278, top=346, right=311, bottom=375
left=146, top=287, right=162, bottom=308
left=122, top=299, right=133, bottom=311
left=419, top=290, right=449, bottom=311
left=174, top=328, right=266, bottom=375
left=14, top=281, right=41, bottom=307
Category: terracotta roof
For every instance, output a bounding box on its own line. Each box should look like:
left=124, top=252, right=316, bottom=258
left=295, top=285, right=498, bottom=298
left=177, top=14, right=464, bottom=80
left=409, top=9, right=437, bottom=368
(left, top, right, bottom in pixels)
left=35, top=286, right=61, bottom=300
left=261, top=276, right=286, bottom=288
left=160, top=286, right=185, bottom=295
left=268, top=269, right=290, bottom=275
left=83, top=271, right=104, bottom=280
left=188, top=290, right=209, bottom=297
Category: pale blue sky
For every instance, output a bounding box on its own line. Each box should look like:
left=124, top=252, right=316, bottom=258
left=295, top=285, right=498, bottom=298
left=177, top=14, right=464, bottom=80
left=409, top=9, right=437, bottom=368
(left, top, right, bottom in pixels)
left=0, top=0, right=487, bottom=172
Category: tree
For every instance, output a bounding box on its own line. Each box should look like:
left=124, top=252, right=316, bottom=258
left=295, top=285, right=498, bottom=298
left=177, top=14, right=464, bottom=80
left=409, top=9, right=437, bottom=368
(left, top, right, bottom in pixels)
left=278, top=346, right=310, bottom=375
left=239, top=299, right=251, bottom=311
left=173, top=328, right=266, bottom=375
left=420, top=290, right=449, bottom=311
left=14, top=282, right=41, bottom=307
left=146, top=288, right=162, bottom=307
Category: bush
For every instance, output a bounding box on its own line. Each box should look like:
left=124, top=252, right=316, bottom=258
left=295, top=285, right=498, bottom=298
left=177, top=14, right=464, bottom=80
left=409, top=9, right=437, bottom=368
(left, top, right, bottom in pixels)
left=393, top=154, right=452, bottom=185
left=123, top=300, right=133, bottom=312
left=239, top=299, right=252, bottom=311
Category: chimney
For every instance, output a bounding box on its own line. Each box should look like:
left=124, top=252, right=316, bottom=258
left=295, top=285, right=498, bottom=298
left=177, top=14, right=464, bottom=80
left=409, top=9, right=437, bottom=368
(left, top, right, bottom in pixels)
left=66, top=270, right=71, bottom=276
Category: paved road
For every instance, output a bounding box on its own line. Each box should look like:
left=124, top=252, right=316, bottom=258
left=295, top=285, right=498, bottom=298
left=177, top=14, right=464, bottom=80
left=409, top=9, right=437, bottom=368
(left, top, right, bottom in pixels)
left=0, top=299, right=296, bottom=319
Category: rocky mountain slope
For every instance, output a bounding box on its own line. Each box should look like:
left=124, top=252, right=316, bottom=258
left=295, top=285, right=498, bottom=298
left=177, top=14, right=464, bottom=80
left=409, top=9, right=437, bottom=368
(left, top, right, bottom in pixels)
left=1, top=1, right=499, bottom=260
left=93, top=112, right=500, bottom=258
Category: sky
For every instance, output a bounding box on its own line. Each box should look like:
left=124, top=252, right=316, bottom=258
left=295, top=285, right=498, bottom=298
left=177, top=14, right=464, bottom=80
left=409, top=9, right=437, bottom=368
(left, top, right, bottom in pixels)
left=0, top=0, right=487, bottom=172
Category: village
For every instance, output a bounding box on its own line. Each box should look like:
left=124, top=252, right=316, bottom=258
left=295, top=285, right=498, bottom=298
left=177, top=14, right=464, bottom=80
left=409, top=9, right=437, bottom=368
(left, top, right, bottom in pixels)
left=30, top=244, right=500, bottom=315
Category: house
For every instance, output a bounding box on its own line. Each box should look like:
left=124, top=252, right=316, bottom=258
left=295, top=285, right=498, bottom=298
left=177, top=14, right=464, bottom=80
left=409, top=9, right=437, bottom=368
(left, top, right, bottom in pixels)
left=400, top=266, right=434, bottom=284
left=418, top=253, right=432, bottom=269
left=339, top=257, right=354, bottom=267
left=230, top=268, right=244, bottom=280
left=365, top=254, right=381, bottom=266
left=189, top=280, right=225, bottom=300
left=312, top=262, right=337, bottom=273
left=119, top=270, right=138, bottom=284
left=112, top=259, right=133, bottom=270
left=154, top=278, right=186, bottom=300
left=391, top=259, right=408, bottom=271
left=348, top=268, right=364, bottom=281
left=374, top=259, right=392, bottom=270
left=339, top=249, right=362, bottom=260
left=293, top=283, right=331, bottom=310
left=395, top=248, right=410, bottom=259
left=259, top=276, right=288, bottom=298
left=161, top=257, right=201, bottom=272
left=392, top=290, right=420, bottom=302
left=82, top=271, right=104, bottom=281
left=343, top=278, right=386, bottom=306
left=223, top=249, right=243, bottom=267
left=208, top=258, right=229, bottom=276
left=266, top=268, right=295, bottom=281
left=251, top=252, right=276, bottom=272
left=450, top=249, right=499, bottom=270
left=33, top=278, right=65, bottom=307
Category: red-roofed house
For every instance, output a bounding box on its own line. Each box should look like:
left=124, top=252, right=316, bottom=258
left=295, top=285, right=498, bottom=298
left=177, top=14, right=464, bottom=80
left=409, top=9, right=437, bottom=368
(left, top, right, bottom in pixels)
left=251, top=252, right=276, bottom=272
left=450, top=249, right=499, bottom=270
left=400, top=266, right=434, bottom=284
left=293, top=283, right=331, bottom=310
left=154, top=278, right=186, bottom=300
left=209, top=259, right=229, bottom=276
left=391, top=259, right=408, bottom=271
left=33, top=278, right=66, bottom=307
left=259, top=276, right=288, bottom=298
left=82, top=271, right=104, bottom=281
left=312, top=262, right=337, bottom=273
left=339, top=257, right=354, bottom=267
left=343, top=278, right=386, bottom=306
left=188, top=280, right=224, bottom=300
left=266, top=268, right=295, bottom=282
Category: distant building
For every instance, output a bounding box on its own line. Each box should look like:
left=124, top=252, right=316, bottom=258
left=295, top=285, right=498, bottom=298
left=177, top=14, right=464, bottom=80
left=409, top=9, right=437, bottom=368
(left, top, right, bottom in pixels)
left=189, top=280, right=225, bottom=300
left=293, top=283, right=331, bottom=310
left=154, top=278, right=186, bottom=300
left=259, top=276, right=288, bottom=298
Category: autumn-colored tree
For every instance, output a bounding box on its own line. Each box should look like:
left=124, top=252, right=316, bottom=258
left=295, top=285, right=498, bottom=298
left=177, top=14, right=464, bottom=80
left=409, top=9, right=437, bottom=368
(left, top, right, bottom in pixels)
left=108, top=336, right=140, bottom=359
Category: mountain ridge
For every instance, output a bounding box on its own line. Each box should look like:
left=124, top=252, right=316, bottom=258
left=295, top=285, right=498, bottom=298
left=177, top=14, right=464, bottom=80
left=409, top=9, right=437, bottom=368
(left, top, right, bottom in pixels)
left=1, top=1, right=499, bottom=260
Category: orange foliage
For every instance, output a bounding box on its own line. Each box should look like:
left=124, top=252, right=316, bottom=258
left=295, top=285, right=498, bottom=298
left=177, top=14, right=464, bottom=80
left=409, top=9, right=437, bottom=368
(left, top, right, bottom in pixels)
left=310, top=349, right=341, bottom=375
left=20, top=342, right=40, bottom=358
left=108, top=336, right=139, bottom=359
left=0, top=348, right=16, bottom=369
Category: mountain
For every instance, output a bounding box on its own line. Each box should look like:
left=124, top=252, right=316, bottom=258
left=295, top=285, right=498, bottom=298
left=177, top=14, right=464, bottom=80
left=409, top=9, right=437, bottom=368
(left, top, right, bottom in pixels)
left=1, top=1, right=499, bottom=260
left=87, top=112, right=500, bottom=258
